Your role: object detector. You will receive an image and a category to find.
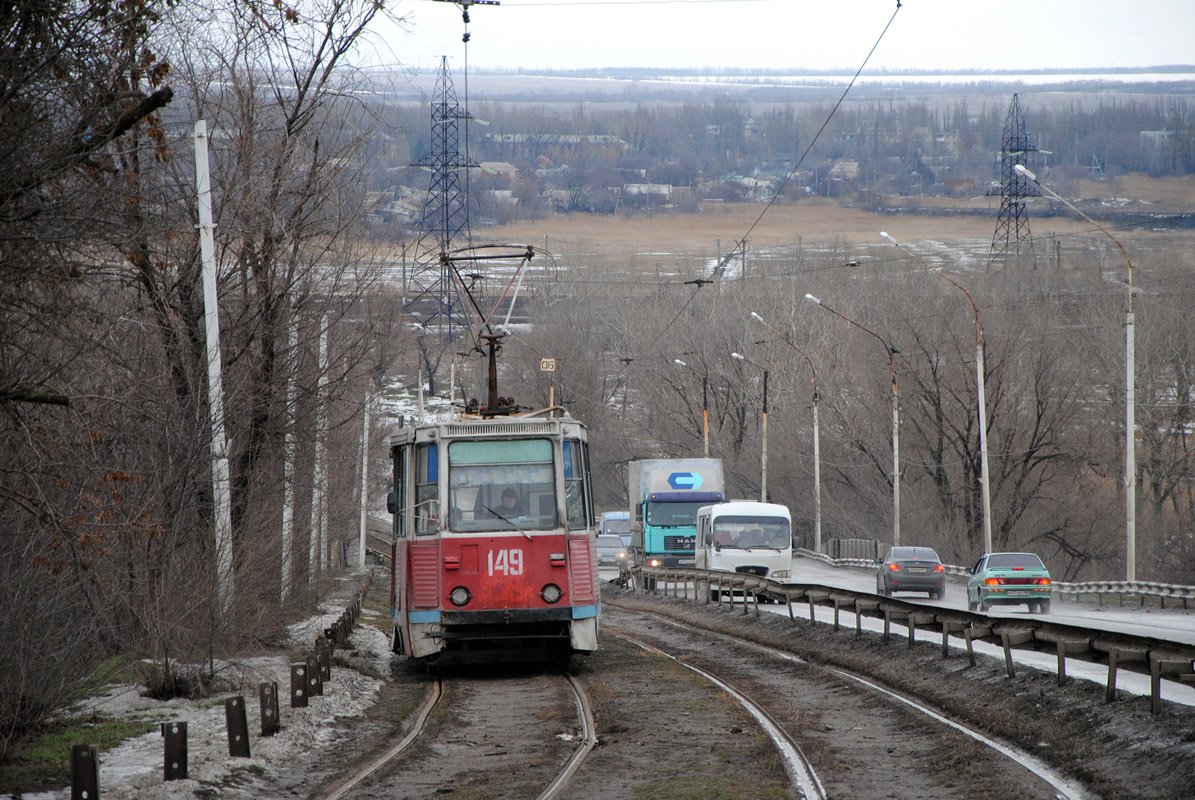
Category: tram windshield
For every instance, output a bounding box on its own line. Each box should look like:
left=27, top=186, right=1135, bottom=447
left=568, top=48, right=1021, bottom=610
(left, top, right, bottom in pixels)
left=447, top=439, right=558, bottom=532
left=709, top=515, right=791, bottom=550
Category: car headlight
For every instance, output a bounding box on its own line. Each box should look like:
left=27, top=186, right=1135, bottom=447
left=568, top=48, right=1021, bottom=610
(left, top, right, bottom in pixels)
left=772, top=570, right=790, bottom=578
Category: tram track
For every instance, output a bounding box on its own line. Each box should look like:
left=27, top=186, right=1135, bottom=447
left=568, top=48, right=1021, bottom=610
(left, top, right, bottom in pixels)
left=605, top=601, right=1088, bottom=799
left=321, top=669, right=595, bottom=800
left=611, top=627, right=829, bottom=800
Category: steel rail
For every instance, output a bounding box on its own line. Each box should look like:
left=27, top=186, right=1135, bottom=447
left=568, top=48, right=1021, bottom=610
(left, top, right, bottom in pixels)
left=615, top=604, right=1087, bottom=800
left=610, top=627, right=828, bottom=800
left=322, top=677, right=443, bottom=800
left=536, top=673, right=599, bottom=800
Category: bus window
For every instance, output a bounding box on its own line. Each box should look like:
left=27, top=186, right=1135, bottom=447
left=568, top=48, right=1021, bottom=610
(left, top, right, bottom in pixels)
left=415, top=443, right=438, bottom=535
left=711, top=515, right=791, bottom=549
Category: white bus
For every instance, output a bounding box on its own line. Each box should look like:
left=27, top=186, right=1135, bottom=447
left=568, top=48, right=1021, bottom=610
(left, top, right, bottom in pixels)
left=695, top=501, right=792, bottom=581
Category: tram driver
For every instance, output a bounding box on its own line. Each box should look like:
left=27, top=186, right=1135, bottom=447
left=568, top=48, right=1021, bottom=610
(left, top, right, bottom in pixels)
left=498, top=487, right=524, bottom=517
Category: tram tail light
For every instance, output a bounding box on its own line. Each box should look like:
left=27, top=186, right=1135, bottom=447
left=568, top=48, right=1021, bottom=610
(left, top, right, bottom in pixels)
left=550, top=552, right=566, bottom=567
left=444, top=557, right=461, bottom=570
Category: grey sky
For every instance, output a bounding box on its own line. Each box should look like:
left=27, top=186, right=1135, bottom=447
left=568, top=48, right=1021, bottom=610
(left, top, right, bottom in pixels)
left=364, top=0, right=1195, bottom=73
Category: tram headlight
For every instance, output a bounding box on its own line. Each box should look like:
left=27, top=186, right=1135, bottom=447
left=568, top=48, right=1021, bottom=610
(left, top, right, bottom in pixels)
left=648, top=558, right=661, bottom=568
left=449, top=586, right=471, bottom=607
left=541, top=583, right=563, bottom=604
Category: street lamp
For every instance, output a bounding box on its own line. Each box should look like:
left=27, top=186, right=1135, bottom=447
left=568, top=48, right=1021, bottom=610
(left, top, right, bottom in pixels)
left=1015, top=164, right=1137, bottom=581
left=880, top=231, right=993, bottom=555
left=751, top=312, right=823, bottom=554
left=674, top=359, right=710, bottom=457
left=805, top=293, right=902, bottom=547
left=731, top=352, right=769, bottom=502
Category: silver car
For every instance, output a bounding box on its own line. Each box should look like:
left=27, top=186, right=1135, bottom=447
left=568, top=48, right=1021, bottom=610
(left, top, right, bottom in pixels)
left=596, top=534, right=629, bottom=567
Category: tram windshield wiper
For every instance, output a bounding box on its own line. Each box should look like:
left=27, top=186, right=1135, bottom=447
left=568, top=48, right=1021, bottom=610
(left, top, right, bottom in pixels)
left=482, top=505, right=533, bottom=540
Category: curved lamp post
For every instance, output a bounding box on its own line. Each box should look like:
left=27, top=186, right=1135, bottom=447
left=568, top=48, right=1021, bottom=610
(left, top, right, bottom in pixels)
left=731, top=352, right=769, bottom=501
left=880, top=231, right=993, bottom=556
left=1015, top=164, right=1136, bottom=581
left=674, top=358, right=710, bottom=457
left=805, top=294, right=902, bottom=547
left=750, top=312, right=823, bottom=553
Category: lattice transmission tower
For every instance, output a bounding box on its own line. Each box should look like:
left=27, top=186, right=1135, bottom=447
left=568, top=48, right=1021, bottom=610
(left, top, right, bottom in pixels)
left=404, top=56, right=478, bottom=338
left=988, top=94, right=1039, bottom=270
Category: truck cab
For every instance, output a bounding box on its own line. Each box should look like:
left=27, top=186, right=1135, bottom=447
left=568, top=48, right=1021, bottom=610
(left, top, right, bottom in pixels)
left=629, top=459, right=724, bottom=568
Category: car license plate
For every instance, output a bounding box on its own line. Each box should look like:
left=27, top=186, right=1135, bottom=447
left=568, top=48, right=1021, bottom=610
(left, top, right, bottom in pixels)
left=1005, top=590, right=1032, bottom=597
left=907, top=567, right=927, bottom=574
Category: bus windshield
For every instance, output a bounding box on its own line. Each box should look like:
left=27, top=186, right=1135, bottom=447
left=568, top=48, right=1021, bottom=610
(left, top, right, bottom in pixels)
left=645, top=501, right=706, bottom=527
left=447, top=439, right=558, bottom=532
left=711, top=515, right=791, bottom=550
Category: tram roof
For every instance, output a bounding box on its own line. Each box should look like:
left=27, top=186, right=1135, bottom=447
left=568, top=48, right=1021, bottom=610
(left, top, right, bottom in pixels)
left=389, top=411, right=586, bottom=446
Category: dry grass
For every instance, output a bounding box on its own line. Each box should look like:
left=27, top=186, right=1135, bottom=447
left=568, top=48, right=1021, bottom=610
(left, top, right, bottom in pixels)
left=490, top=202, right=1014, bottom=254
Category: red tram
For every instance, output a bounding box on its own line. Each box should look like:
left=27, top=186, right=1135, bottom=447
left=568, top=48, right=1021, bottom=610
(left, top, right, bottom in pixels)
left=386, top=412, right=599, bottom=665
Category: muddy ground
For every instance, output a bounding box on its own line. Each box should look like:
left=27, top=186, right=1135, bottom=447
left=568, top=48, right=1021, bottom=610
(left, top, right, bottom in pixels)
left=311, top=582, right=1195, bottom=800
left=593, top=588, right=1195, bottom=800
left=23, top=573, right=1193, bottom=800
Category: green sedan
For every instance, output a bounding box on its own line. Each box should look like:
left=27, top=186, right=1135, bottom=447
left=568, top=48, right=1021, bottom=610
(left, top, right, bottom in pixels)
left=967, top=552, right=1052, bottom=613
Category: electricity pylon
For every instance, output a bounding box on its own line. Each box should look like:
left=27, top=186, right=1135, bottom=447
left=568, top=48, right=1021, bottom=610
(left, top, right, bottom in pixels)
left=404, top=57, right=477, bottom=339
left=988, top=94, right=1039, bottom=271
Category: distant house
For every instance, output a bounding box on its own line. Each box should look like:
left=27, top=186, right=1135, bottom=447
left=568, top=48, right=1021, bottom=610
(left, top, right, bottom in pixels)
left=478, top=161, right=519, bottom=181
left=1141, top=130, right=1173, bottom=146
left=935, top=129, right=960, bottom=157
left=829, top=160, right=860, bottom=181
left=622, top=183, right=672, bottom=197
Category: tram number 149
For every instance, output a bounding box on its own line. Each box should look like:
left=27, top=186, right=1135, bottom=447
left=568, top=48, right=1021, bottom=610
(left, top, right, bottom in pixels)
left=488, top=548, right=524, bottom=576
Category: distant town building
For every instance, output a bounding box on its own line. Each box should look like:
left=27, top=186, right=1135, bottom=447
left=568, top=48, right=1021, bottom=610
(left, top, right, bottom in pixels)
left=484, top=133, right=628, bottom=163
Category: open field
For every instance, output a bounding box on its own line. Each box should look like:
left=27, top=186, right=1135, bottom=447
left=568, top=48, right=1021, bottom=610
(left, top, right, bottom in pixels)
left=480, top=172, right=1190, bottom=267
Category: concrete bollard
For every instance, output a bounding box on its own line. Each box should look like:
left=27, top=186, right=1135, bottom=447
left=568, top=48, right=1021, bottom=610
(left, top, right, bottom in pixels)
left=306, top=653, right=324, bottom=697
left=225, top=695, right=251, bottom=757
left=162, top=721, right=188, bottom=780
left=290, top=662, right=308, bottom=708
left=316, top=640, right=331, bottom=682
left=259, top=682, right=280, bottom=736
left=70, top=743, right=98, bottom=800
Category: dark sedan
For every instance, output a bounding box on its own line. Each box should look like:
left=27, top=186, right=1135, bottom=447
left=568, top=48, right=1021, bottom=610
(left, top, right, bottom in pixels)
left=876, top=546, right=946, bottom=599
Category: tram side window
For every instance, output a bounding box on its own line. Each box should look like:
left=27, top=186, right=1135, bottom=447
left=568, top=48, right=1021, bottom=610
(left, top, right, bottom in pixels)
left=392, top=447, right=408, bottom=538
left=415, top=443, right=438, bottom=535
left=563, top=438, right=592, bottom=531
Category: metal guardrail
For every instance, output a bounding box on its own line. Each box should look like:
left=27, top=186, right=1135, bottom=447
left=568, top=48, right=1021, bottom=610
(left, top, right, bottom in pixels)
left=619, top=564, right=1195, bottom=714
left=794, top=548, right=1195, bottom=609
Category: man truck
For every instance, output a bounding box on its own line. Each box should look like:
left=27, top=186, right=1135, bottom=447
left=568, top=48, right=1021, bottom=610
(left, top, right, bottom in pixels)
left=628, top=458, right=724, bottom=569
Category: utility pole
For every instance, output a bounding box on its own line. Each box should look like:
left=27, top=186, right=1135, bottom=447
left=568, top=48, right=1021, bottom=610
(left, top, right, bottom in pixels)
left=194, top=120, right=234, bottom=614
